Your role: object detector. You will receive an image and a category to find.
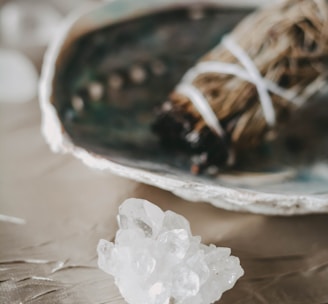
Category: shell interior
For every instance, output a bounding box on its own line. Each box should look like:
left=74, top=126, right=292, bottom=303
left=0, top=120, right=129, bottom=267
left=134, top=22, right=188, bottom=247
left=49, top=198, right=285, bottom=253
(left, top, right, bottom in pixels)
left=54, top=6, right=249, bottom=168
left=53, top=4, right=328, bottom=195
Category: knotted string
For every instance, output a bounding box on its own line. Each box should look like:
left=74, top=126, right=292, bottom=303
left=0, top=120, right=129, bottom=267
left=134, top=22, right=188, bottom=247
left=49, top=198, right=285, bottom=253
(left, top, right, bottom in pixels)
left=176, top=35, right=304, bottom=137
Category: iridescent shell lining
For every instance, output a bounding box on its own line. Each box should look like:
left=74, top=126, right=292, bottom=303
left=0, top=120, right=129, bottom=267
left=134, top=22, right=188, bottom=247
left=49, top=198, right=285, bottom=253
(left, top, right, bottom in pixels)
left=54, top=5, right=249, bottom=170
left=41, top=1, right=328, bottom=215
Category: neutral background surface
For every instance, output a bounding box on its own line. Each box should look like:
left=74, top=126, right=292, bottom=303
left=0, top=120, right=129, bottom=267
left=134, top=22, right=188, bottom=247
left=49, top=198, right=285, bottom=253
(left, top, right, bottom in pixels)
left=1, top=100, right=328, bottom=304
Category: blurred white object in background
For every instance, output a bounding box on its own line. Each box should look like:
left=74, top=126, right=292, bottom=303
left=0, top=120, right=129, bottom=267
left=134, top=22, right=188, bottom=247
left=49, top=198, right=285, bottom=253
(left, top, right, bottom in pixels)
left=0, top=0, right=62, bottom=48
left=54, top=0, right=92, bottom=12
left=0, top=0, right=94, bottom=104
left=0, top=49, right=38, bottom=103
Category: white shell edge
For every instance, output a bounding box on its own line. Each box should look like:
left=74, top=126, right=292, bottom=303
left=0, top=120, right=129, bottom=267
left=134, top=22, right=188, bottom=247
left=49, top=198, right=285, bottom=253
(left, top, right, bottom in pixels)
left=39, top=0, right=328, bottom=215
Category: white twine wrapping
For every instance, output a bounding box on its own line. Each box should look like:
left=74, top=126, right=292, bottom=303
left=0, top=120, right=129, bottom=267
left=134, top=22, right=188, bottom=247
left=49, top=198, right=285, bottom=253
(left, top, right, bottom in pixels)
left=176, top=35, right=305, bottom=136
left=176, top=83, right=226, bottom=137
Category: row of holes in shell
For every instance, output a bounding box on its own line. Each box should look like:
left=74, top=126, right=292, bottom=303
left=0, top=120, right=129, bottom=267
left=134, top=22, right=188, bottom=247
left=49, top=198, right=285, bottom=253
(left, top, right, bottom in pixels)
left=71, top=60, right=167, bottom=112
left=70, top=5, right=209, bottom=113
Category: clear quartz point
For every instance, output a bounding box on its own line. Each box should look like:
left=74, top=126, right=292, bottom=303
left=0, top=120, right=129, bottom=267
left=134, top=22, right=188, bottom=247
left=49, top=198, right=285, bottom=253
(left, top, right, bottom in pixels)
left=98, top=198, right=244, bottom=304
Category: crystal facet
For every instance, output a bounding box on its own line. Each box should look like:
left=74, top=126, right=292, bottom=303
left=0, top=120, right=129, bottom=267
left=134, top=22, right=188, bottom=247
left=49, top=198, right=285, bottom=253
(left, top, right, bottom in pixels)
left=97, top=199, right=244, bottom=304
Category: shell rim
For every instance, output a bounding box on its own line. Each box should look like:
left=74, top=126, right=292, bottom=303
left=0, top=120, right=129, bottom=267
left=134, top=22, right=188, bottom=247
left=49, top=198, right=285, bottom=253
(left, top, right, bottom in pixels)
left=39, top=0, right=328, bottom=215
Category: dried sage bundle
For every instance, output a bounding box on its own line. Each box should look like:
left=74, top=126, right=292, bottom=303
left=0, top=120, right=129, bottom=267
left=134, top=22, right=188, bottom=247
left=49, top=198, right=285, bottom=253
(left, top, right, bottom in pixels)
left=153, top=0, right=328, bottom=173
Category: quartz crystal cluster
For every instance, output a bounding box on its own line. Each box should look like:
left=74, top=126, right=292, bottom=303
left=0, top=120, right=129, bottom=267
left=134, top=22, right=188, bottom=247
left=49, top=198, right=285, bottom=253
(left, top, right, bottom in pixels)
left=97, top=199, right=244, bottom=304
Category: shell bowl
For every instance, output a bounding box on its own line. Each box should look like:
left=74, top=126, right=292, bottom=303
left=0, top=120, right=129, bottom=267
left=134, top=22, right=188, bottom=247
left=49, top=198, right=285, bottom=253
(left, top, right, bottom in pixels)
left=40, top=0, right=328, bottom=215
